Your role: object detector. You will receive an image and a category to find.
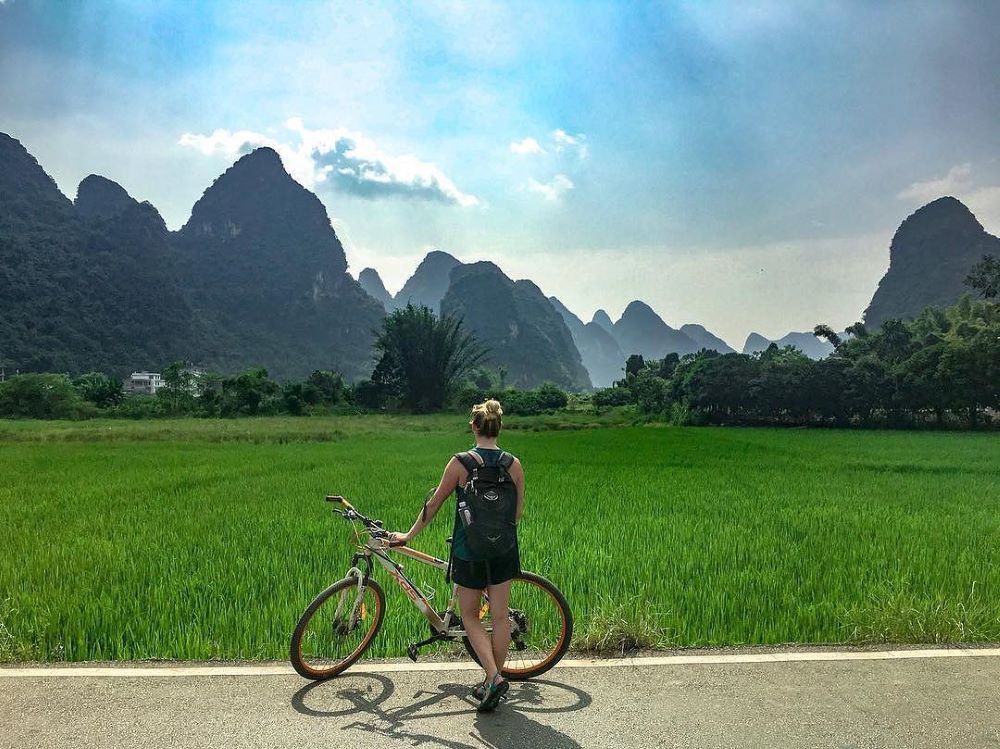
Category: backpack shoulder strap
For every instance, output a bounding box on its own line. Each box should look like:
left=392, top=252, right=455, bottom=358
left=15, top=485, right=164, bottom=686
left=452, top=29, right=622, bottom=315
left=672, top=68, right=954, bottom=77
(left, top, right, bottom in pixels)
left=453, top=451, right=482, bottom=474
left=497, top=451, right=515, bottom=470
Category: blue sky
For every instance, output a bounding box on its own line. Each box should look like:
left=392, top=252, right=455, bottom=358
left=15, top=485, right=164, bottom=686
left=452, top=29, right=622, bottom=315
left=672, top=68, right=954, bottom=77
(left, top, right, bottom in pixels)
left=2, top=0, right=999, bottom=347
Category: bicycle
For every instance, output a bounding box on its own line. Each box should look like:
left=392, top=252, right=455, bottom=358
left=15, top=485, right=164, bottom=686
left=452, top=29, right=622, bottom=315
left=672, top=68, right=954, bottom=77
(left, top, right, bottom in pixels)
left=290, top=495, right=573, bottom=681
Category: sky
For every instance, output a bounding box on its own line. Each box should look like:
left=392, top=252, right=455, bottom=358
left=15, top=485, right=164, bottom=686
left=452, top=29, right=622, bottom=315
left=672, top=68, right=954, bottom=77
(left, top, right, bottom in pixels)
left=2, top=0, right=999, bottom=348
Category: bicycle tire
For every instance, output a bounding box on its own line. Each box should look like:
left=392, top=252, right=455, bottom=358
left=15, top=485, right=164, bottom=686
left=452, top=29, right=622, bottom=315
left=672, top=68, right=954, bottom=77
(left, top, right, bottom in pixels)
left=290, top=576, right=385, bottom=680
left=462, top=571, right=573, bottom=680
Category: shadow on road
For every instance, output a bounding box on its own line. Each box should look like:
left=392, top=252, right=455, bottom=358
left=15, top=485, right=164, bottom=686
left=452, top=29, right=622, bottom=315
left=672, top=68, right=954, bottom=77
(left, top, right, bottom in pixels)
left=291, top=672, right=591, bottom=748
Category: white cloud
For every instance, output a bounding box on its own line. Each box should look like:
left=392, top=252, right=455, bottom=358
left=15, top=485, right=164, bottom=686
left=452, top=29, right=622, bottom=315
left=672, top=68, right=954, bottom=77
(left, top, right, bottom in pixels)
left=897, top=163, right=973, bottom=202
left=896, top=163, right=1000, bottom=234
left=510, top=137, right=546, bottom=155
left=551, top=129, right=588, bottom=159
left=963, top=185, right=1000, bottom=235
left=179, top=118, right=479, bottom=207
left=527, top=173, right=574, bottom=201
left=511, top=130, right=586, bottom=199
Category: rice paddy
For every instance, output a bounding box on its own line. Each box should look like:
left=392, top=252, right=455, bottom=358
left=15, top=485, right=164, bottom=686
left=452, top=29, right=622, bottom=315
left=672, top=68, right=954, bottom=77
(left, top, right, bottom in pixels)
left=2, top=416, right=998, bottom=662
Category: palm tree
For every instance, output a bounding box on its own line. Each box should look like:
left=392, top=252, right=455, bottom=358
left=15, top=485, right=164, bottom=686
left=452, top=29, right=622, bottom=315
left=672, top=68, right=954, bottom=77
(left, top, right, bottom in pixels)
left=813, top=324, right=842, bottom=348
left=964, top=254, right=999, bottom=300
left=371, top=304, right=487, bottom=411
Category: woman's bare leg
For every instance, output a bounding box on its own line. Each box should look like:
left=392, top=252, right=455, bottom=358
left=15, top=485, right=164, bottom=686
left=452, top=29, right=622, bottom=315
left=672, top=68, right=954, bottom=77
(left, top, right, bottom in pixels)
left=486, top=580, right=512, bottom=676
left=458, top=585, right=497, bottom=680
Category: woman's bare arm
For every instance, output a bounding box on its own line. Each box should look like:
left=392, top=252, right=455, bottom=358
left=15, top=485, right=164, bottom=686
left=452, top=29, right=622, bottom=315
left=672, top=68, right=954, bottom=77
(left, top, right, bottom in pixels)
left=391, top=457, right=463, bottom=544
left=511, top=457, right=525, bottom=522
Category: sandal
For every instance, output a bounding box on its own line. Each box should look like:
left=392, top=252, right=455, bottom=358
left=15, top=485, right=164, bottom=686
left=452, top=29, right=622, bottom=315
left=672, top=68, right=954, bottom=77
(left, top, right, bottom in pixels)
left=471, top=679, right=488, bottom=701
left=476, top=672, right=509, bottom=712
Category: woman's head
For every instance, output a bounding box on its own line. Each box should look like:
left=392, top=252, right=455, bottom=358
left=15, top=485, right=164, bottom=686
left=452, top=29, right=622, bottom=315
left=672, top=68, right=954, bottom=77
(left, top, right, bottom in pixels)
left=470, top=399, right=503, bottom=438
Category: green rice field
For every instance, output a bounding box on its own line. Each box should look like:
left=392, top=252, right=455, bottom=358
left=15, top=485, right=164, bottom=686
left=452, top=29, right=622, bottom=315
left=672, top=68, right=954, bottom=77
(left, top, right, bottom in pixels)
left=1, top=415, right=999, bottom=662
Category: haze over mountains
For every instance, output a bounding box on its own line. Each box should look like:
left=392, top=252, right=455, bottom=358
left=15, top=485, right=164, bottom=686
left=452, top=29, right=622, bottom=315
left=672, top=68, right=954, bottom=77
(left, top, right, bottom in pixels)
left=1, top=133, right=993, bottom=389
left=361, top=259, right=836, bottom=386
left=742, top=332, right=833, bottom=360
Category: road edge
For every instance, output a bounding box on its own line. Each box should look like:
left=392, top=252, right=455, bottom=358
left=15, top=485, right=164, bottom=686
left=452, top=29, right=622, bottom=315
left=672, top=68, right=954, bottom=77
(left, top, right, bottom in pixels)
left=2, top=647, right=1000, bottom=678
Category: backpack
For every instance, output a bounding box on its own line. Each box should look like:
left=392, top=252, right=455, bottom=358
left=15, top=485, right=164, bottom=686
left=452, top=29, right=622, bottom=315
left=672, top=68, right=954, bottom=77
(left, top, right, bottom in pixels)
left=454, top=450, right=518, bottom=557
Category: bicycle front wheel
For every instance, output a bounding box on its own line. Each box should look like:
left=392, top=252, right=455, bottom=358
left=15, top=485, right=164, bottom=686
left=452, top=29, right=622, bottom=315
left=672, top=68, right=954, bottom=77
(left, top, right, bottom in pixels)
left=463, top=571, right=573, bottom=680
left=290, top=576, right=385, bottom=680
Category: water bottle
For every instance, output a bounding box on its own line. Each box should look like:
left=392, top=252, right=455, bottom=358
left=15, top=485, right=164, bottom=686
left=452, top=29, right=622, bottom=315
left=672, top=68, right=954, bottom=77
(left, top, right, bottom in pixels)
left=458, top=500, right=473, bottom=528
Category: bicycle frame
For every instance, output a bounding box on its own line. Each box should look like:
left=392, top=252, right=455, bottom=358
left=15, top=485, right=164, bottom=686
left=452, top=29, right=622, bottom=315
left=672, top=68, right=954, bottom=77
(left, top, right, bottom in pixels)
left=351, top=532, right=472, bottom=636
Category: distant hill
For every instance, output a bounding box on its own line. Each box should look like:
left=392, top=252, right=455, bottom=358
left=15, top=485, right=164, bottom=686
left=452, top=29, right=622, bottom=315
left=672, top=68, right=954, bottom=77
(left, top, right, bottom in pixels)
left=742, top=333, right=772, bottom=356
left=0, top=134, right=193, bottom=373
left=613, top=301, right=701, bottom=359
left=75, top=174, right=138, bottom=219
left=864, top=196, right=999, bottom=328
left=742, top=331, right=834, bottom=360
left=549, top=297, right=624, bottom=387
left=0, top=135, right=382, bottom=379
left=171, top=147, right=384, bottom=380
left=358, top=267, right=394, bottom=310
left=591, top=309, right=615, bottom=336
left=0, top=133, right=74, bottom=220
left=441, top=262, right=591, bottom=390
left=394, top=250, right=461, bottom=312
left=679, top=324, right=735, bottom=354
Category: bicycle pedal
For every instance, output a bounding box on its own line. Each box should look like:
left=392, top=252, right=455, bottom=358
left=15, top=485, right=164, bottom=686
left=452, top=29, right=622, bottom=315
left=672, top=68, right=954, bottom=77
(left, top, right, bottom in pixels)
left=406, top=643, right=419, bottom=662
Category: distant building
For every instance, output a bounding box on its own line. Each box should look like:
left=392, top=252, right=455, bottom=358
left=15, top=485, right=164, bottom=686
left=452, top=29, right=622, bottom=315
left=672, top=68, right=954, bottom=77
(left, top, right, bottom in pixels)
left=124, top=371, right=164, bottom=395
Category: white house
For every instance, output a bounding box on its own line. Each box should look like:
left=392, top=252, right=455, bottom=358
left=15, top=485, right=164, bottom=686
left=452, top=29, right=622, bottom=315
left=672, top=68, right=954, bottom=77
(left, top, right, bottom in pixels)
left=124, top=371, right=164, bottom=395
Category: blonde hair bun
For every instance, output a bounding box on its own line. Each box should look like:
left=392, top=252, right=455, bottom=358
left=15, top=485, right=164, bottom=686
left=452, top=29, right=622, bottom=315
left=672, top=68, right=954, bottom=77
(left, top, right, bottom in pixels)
left=471, top=399, right=503, bottom=437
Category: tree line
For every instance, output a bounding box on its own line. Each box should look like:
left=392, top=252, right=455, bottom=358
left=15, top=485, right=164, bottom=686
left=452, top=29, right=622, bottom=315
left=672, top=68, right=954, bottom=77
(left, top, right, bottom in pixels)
left=595, top=294, right=998, bottom=429
left=0, top=304, right=566, bottom=419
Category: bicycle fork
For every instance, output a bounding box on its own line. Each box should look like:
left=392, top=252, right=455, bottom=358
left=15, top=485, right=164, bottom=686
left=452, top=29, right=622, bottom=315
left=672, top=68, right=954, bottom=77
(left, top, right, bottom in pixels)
left=332, top=567, right=368, bottom=634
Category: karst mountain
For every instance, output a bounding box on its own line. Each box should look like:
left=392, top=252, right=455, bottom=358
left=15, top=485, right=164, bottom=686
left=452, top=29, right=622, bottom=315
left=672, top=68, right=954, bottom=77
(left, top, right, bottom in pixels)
left=2, top=132, right=991, bottom=388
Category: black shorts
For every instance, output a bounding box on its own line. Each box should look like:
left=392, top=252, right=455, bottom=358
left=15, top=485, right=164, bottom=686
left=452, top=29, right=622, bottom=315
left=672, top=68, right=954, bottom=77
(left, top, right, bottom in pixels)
left=451, top=545, right=521, bottom=589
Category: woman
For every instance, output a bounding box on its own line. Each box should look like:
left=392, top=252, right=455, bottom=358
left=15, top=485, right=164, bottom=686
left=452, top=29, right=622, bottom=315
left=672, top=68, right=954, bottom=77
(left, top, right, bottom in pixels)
left=388, top=399, right=525, bottom=712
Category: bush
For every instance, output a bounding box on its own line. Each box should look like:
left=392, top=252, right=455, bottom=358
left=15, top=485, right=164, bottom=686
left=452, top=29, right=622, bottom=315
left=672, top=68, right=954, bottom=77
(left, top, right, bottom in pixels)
left=352, top=379, right=392, bottom=410
left=488, top=384, right=570, bottom=416
left=592, top=386, right=633, bottom=408
left=534, top=383, right=569, bottom=410
left=72, top=372, right=124, bottom=409
left=632, top=369, right=671, bottom=416
left=0, top=374, right=95, bottom=419
left=447, top=382, right=486, bottom=411
left=218, top=367, right=281, bottom=417
left=111, top=394, right=166, bottom=419
left=302, top=370, right=347, bottom=406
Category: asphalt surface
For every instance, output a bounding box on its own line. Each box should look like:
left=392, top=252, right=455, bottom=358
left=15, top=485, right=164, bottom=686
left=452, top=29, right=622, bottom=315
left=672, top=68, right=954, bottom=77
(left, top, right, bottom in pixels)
left=2, top=654, right=999, bottom=748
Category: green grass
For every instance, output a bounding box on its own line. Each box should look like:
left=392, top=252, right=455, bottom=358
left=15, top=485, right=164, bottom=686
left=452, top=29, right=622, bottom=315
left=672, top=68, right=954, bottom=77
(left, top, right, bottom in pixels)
left=1, top=416, right=998, bottom=662
left=0, top=408, right=636, bottom=444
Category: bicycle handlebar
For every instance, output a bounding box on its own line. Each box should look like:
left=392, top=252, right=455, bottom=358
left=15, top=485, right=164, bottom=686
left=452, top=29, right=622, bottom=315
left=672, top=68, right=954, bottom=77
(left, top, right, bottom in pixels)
left=327, top=496, right=396, bottom=541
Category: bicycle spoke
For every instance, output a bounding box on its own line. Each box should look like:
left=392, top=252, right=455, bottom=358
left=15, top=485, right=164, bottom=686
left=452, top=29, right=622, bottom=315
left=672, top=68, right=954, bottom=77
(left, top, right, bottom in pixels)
left=478, top=576, right=569, bottom=677
left=293, top=579, right=384, bottom=678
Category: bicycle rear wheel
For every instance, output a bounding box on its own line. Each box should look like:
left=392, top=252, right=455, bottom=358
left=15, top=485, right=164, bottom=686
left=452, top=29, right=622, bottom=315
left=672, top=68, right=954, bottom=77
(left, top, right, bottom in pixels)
left=463, top=571, right=573, bottom=680
left=290, top=576, right=385, bottom=680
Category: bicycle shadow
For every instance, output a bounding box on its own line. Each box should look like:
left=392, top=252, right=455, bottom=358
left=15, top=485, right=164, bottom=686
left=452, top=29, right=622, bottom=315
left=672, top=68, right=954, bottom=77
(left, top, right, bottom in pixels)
left=291, top=672, right=591, bottom=749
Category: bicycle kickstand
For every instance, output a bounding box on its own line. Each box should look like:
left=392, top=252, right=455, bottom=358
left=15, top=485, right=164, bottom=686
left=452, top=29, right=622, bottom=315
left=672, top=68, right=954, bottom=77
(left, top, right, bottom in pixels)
left=407, top=633, right=447, bottom=662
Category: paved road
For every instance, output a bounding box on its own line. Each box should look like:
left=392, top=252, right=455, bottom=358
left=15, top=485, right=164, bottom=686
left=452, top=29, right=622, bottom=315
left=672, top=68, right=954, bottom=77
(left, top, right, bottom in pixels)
left=2, top=652, right=999, bottom=748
